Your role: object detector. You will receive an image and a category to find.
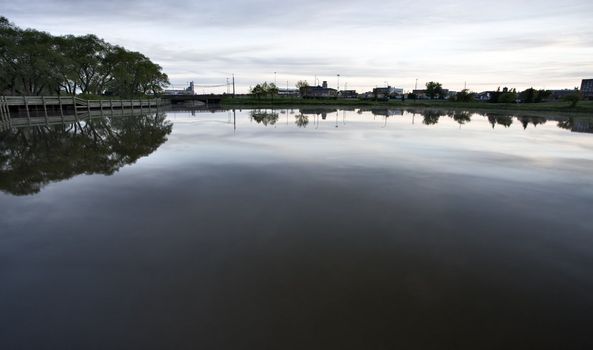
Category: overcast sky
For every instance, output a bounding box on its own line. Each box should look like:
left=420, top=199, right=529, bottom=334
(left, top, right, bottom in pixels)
left=2, top=0, right=593, bottom=93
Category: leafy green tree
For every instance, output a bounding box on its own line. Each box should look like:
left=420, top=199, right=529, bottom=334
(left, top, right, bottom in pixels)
left=105, top=49, right=168, bottom=98
left=295, top=80, right=309, bottom=89
left=0, top=17, right=168, bottom=97
left=250, top=84, right=265, bottom=99
left=426, top=81, right=443, bottom=99
left=518, top=88, right=551, bottom=103
left=0, top=17, right=20, bottom=94
left=250, top=82, right=279, bottom=100
left=490, top=87, right=517, bottom=104
left=267, top=82, right=279, bottom=98
left=453, top=89, right=475, bottom=102
left=562, top=92, right=581, bottom=107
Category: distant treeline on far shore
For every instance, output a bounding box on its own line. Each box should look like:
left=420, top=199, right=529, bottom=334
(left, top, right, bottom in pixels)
left=0, top=17, right=168, bottom=98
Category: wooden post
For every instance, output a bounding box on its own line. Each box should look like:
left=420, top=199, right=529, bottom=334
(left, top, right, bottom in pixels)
left=110, top=99, right=113, bottom=113
left=23, top=96, right=31, bottom=125
left=87, top=98, right=91, bottom=114
left=121, top=99, right=124, bottom=110
left=139, top=99, right=143, bottom=114
left=100, top=100, right=104, bottom=116
left=4, top=97, right=8, bottom=124
left=130, top=100, right=134, bottom=115
left=42, top=96, right=49, bottom=125
left=0, top=96, right=5, bottom=123
left=4, top=96, right=12, bottom=126
left=72, top=95, right=79, bottom=121
left=59, top=96, right=64, bottom=122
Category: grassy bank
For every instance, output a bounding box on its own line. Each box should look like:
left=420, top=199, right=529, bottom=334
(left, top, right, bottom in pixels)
left=221, top=97, right=593, bottom=114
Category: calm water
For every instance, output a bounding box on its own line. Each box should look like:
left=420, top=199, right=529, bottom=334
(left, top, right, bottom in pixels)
left=1, top=108, right=593, bottom=349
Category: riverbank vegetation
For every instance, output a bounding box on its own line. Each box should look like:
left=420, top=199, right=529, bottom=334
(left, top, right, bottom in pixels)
left=221, top=96, right=593, bottom=114
left=0, top=17, right=168, bottom=98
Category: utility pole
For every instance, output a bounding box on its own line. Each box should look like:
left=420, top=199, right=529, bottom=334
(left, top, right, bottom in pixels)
left=232, top=74, right=236, bottom=96
left=274, top=72, right=277, bottom=85
left=415, top=79, right=418, bottom=90
left=337, top=74, right=340, bottom=91
left=226, top=78, right=230, bottom=94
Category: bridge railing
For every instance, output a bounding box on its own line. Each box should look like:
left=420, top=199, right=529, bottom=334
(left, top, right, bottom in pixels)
left=1, top=95, right=169, bottom=127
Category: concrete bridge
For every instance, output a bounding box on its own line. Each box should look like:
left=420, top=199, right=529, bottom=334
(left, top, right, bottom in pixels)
left=164, top=94, right=227, bottom=105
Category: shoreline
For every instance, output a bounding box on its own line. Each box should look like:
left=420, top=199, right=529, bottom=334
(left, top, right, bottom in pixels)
left=220, top=98, right=593, bottom=116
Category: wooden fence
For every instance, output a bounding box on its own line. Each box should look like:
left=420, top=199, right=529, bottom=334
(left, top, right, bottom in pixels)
left=0, top=95, right=168, bottom=128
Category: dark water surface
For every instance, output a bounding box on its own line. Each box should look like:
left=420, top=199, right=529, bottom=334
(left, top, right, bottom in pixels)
left=1, top=109, right=593, bottom=349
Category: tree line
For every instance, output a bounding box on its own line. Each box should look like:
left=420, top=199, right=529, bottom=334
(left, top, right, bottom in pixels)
left=0, top=17, right=169, bottom=98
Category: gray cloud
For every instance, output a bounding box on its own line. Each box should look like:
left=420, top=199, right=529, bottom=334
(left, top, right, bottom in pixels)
left=2, top=0, right=592, bottom=91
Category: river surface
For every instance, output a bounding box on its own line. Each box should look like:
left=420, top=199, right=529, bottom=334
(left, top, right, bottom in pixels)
left=1, top=108, right=593, bottom=349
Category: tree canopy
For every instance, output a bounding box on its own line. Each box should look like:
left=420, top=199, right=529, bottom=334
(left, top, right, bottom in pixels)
left=518, top=88, right=551, bottom=103
left=250, top=82, right=279, bottom=99
left=451, top=89, right=475, bottom=102
left=0, top=17, right=168, bottom=97
left=295, top=80, right=309, bottom=90
left=425, top=81, right=444, bottom=99
left=488, top=87, right=517, bottom=103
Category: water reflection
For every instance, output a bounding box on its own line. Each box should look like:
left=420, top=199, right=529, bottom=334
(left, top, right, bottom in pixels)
left=1, top=108, right=593, bottom=349
left=249, top=108, right=593, bottom=134
left=294, top=114, right=309, bottom=128
left=557, top=117, right=593, bottom=133
left=2, top=108, right=592, bottom=197
left=421, top=110, right=444, bottom=125
left=518, top=116, right=547, bottom=129
left=249, top=109, right=279, bottom=126
left=451, top=110, right=472, bottom=125
left=0, top=113, right=171, bottom=196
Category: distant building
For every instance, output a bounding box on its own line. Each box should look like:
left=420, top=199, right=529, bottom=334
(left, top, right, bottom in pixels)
left=301, top=81, right=338, bottom=98
left=412, top=89, right=428, bottom=99
left=338, top=90, right=358, bottom=99
left=581, top=79, right=593, bottom=100
left=475, top=91, right=495, bottom=102
left=359, top=91, right=374, bottom=100
left=164, top=81, right=195, bottom=96
left=373, top=86, right=404, bottom=99
left=278, top=88, right=300, bottom=97
left=548, top=89, right=578, bottom=101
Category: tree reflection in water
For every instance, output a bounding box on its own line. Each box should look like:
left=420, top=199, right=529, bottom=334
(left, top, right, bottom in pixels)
left=0, top=113, right=172, bottom=196
left=450, top=111, right=472, bottom=125
left=250, top=110, right=279, bottom=126
left=421, top=110, right=447, bottom=125
left=294, top=114, right=309, bottom=128
left=487, top=113, right=513, bottom=128
left=518, top=116, right=546, bottom=129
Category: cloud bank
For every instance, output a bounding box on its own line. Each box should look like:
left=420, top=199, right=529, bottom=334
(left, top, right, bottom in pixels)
left=2, top=0, right=592, bottom=92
